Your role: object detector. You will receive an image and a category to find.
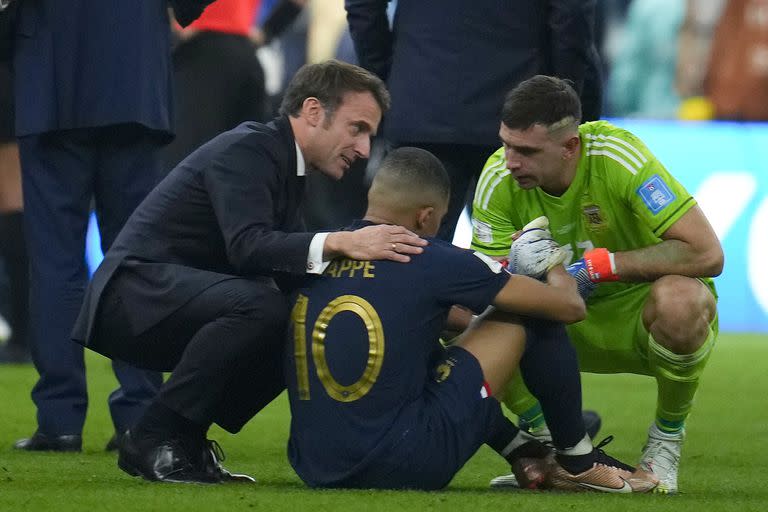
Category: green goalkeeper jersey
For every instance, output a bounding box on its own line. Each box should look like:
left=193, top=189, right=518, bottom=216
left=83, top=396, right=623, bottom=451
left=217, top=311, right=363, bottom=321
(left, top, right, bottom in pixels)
left=470, top=120, right=712, bottom=301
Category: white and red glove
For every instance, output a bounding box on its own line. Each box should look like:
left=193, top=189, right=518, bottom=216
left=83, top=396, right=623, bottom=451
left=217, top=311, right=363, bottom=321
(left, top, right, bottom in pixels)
left=506, top=217, right=567, bottom=279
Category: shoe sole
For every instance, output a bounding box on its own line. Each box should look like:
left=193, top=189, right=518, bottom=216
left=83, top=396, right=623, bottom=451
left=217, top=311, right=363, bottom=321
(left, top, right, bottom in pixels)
left=118, top=456, right=221, bottom=485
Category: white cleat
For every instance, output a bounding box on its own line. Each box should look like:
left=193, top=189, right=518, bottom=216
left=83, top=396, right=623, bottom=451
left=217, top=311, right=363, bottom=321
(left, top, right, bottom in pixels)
left=638, top=424, right=684, bottom=495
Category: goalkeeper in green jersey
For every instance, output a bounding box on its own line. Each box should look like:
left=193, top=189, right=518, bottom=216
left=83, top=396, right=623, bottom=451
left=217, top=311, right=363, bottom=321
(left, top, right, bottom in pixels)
left=470, top=76, right=723, bottom=495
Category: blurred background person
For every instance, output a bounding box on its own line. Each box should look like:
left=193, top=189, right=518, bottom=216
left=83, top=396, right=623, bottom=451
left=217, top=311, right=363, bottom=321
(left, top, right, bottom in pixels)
left=607, top=0, right=686, bottom=119
left=0, top=50, right=29, bottom=364
left=10, top=0, right=212, bottom=453
left=255, top=0, right=308, bottom=116
left=346, top=0, right=603, bottom=243
left=300, top=0, right=377, bottom=232
left=676, top=0, right=728, bottom=105
left=702, top=0, right=768, bottom=121
left=164, top=0, right=270, bottom=169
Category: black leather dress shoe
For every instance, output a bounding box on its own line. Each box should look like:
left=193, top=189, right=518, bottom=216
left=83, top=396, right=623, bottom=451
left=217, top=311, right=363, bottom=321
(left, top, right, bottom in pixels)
left=14, top=432, right=82, bottom=452
left=105, top=430, right=127, bottom=452
left=201, top=440, right=256, bottom=483
left=117, top=431, right=220, bottom=484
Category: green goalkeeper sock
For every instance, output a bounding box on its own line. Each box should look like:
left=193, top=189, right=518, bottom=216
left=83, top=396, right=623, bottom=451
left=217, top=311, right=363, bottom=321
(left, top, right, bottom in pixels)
left=501, top=370, right=546, bottom=430
left=518, top=403, right=547, bottom=432
left=648, top=326, right=715, bottom=434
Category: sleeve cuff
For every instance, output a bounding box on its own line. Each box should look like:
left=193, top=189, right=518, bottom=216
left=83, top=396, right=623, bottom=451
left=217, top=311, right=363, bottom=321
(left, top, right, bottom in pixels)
left=306, top=232, right=331, bottom=274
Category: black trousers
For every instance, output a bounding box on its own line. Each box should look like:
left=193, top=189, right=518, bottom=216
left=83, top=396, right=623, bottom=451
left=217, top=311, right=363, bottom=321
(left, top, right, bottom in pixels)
left=163, top=31, right=267, bottom=170
left=19, top=127, right=164, bottom=435
left=92, top=269, right=290, bottom=433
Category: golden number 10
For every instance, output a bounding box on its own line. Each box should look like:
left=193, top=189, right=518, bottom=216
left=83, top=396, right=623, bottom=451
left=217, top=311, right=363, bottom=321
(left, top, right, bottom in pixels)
left=291, top=294, right=385, bottom=402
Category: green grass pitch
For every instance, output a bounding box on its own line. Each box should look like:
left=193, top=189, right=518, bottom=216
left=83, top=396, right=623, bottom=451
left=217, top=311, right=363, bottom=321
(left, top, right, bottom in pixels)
left=0, top=333, right=766, bottom=511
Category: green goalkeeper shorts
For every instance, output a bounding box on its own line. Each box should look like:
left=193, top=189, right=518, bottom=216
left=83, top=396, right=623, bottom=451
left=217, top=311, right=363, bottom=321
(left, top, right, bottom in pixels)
left=566, top=280, right=719, bottom=376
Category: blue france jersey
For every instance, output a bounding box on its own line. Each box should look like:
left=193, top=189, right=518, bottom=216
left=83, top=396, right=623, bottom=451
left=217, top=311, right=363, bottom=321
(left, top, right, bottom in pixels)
left=285, top=227, right=510, bottom=487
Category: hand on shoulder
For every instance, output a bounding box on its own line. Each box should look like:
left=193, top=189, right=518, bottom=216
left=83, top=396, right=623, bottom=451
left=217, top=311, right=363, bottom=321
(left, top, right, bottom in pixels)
left=326, top=224, right=427, bottom=263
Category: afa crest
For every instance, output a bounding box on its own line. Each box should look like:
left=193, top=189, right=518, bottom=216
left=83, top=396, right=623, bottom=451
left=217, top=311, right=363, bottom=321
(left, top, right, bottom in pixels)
left=582, top=204, right=607, bottom=232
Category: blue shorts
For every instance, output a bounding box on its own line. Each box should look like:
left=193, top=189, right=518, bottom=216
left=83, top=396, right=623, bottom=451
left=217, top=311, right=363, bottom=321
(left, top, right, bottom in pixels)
left=340, top=346, right=505, bottom=490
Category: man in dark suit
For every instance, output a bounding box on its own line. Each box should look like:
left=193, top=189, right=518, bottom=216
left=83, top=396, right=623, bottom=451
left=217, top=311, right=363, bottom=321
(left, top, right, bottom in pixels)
left=72, top=60, right=427, bottom=484
left=345, top=0, right=603, bottom=242
left=11, top=0, right=213, bottom=453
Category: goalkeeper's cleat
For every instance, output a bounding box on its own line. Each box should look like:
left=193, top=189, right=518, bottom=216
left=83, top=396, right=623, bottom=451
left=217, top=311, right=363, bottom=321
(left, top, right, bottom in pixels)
left=548, top=437, right=658, bottom=493
left=638, top=423, right=683, bottom=495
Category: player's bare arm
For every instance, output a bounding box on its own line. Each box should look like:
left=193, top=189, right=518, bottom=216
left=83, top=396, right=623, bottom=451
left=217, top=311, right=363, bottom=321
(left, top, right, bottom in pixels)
left=613, top=206, right=724, bottom=282
left=493, top=266, right=586, bottom=324
left=444, top=305, right=475, bottom=334
left=323, top=224, right=427, bottom=263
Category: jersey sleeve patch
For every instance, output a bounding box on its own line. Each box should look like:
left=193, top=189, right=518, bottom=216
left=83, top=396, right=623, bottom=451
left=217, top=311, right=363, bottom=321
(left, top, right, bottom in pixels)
left=636, top=174, right=676, bottom=214
left=472, top=219, right=494, bottom=244
left=472, top=251, right=504, bottom=273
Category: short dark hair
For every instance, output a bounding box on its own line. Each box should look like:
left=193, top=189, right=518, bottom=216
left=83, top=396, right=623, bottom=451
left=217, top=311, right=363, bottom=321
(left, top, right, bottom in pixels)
left=501, top=75, right=582, bottom=132
left=372, top=147, right=451, bottom=205
left=279, top=60, right=390, bottom=119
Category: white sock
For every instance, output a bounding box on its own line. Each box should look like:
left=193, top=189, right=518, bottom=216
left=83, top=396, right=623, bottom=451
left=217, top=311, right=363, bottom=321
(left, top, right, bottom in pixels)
left=556, top=434, right=593, bottom=456
left=500, top=430, right=536, bottom=458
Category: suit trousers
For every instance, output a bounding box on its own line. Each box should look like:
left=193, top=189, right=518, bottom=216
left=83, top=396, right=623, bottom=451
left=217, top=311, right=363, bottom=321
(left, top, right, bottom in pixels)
left=92, top=269, right=290, bottom=433
left=18, top=126, right=164, bottom=436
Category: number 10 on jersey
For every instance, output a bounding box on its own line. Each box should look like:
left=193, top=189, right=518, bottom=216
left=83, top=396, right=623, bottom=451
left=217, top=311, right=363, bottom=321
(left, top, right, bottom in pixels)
left=291, top=294, right=386, bottom=402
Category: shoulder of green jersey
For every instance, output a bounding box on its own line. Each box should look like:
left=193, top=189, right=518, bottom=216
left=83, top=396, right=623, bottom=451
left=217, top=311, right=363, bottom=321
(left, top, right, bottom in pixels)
left=583, top=131, right=649, bottom=176
left=474, top=158, right=510, bottom=211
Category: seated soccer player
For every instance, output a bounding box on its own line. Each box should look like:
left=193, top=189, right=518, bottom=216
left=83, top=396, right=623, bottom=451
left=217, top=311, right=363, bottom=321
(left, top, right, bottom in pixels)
left=284, top=147, right=658, bottom=492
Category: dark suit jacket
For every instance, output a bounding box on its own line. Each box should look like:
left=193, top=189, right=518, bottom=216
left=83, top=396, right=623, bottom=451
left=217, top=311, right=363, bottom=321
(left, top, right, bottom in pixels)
left=346, top=0, right=603, bottom=146
left=12, top=0, right=185, bottom=137
left=72, top=117, right=314, bottom=345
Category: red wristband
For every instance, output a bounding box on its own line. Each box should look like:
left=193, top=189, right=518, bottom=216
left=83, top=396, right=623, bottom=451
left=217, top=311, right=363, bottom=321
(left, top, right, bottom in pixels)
left=583, top=248, right=619, bottom=282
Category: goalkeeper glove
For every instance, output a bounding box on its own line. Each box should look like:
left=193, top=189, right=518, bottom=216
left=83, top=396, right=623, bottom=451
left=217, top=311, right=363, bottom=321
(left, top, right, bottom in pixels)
left=565, top=260, right=597, bottom=299
left=566, top=248, right=619, bottom=298
left=507, top=217, right=567, bottom=278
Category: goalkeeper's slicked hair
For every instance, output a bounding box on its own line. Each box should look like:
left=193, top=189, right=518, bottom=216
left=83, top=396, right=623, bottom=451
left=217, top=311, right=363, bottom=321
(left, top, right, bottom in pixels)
left=501, top=75, right=582, bottom=134
left=369, top=147, right=451, bottom=212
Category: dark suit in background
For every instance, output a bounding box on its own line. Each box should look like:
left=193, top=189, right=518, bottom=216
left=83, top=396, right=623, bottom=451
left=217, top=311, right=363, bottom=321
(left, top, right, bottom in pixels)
left=12, top=0, right=211, bottom=450
left=346, top=0, right=603, bottom=241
